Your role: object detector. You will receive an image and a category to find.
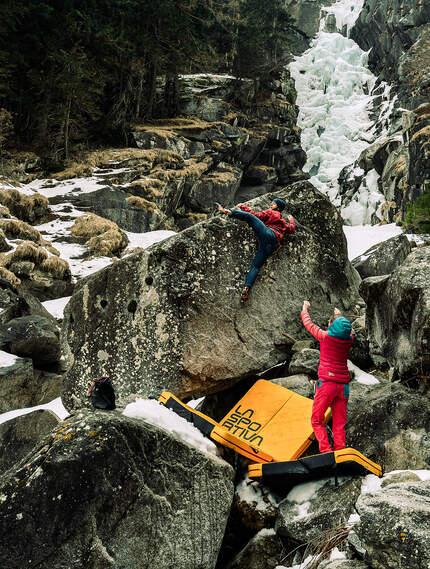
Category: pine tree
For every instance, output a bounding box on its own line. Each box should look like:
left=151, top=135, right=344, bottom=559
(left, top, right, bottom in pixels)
left=405, top=190, right=430, bottom=233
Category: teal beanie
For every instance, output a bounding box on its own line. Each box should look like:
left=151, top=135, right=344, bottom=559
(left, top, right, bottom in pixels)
left=272, top=198, right=286, bottom=212
left=328, top=317, right=352, bottom=340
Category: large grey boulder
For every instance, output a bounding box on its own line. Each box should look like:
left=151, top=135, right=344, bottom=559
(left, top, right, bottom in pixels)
left=355, top=481, right=430, bottom=569
left=0, top=354, right=61, bottom=413
left=64, top=186, right=170, bottom=233
left=0, top=409, right=58, bottom=475
left=276, top=477, right=362, bottom=542
left=187, top=162, right=243, bottom=212
left=0, top=409, right=234, bottom=569
left=351, top=234, right=411, bottom=279
left=347, top=382, right=430, bottom=470
left=349, top=315, right=372, bottom=370
left=61, top=182, right=360, bottom=410
left=360, top=246, right=430, bottom=381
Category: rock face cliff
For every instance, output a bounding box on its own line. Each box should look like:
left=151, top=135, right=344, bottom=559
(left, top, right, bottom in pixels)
left=61, top=182, right=360, bottom=410
left=351, top=0, right=430, bottom=109
left=336, top=1, right=430, bottom=225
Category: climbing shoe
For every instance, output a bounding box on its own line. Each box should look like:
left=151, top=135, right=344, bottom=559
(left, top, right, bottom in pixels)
left=241, top=286, right=249, bottom=301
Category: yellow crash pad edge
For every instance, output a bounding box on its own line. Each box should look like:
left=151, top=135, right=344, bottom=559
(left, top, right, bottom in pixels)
left=334, top=448, right=383, bottom=477
left=159, top=391, right=218, bottom=426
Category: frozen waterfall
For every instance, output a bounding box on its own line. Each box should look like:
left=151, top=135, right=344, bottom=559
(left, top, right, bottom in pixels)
left=289, top=0, right=389, bottom=226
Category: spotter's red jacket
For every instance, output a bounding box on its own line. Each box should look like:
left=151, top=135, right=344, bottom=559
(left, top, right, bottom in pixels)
left=239, top=205, right=295, bottom=245
left=301, top=310, right=353, bottom=383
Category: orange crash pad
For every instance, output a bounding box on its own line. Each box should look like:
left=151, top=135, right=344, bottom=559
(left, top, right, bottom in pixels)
left=210, top=379, right=331, bottom=463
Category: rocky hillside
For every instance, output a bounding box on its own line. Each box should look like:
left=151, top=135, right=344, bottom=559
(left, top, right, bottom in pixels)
left=0, top=0, right=429, bottom=568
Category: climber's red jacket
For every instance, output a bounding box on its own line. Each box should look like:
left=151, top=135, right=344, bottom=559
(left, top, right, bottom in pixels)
left=301, top=310, right=353, bottom=383
left=239, top=205, right=295, bottom=245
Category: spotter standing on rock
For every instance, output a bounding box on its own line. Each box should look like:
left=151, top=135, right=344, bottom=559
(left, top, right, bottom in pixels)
left=217, top=199, right=295, bottom=300
left=301, top=301, right=353, bottom=454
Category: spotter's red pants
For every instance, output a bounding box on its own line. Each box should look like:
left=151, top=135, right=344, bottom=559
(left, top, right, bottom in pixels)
left=311, top=380, right=349, bottom=453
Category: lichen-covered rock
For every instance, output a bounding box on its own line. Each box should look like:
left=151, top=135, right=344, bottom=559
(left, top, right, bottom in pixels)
left=276, top=477, right=362, bottom=542
left=0, top=409, right=58, bottom=475
left=0, top=409, right=234, bottom=569
left=355, top=481, right=430, bottom=569
left=352, top=234, right=411, bottom=279
left=347, top=382, right=430, bottom=470
left=360, top=246, right=430, bottom=381
left=61, top=183, right=360, bottom=409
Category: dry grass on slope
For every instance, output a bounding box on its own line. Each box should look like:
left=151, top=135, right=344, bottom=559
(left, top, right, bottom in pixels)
left=39, top=256, right=71, bottom=279
left=71, top=213, right=128, bottom=257
left=126, top=196, right=157, bottom=212
left=0, top=218, right=43, bottom=242
left=0, top=239, right=70, bottom=282
left=127, top=177, right=165, bottom=201
left=0, top=266, right=21, bottom=288
left=0, top=218, right=59, bottom=255
left=4, top=240, right=48, bottom=265
left=0, top=189, right=49, bottom=221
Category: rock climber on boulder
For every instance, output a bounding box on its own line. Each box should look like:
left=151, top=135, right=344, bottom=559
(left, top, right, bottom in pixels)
left=218, top=198, right=295, bottom=300
left=301, top=301, right=353, bottom=454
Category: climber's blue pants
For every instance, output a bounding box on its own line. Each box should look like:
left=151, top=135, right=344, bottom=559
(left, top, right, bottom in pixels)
left=230, top=209, right=278, bottom=288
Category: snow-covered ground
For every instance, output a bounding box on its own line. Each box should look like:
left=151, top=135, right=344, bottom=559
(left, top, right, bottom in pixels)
left=343, top=222, right=402, bottom=260
left=1, top=172, right=176, bottom=283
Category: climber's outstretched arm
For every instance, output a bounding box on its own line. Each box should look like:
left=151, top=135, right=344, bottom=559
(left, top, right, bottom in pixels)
left=301, top=301, right=328, bottom=342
